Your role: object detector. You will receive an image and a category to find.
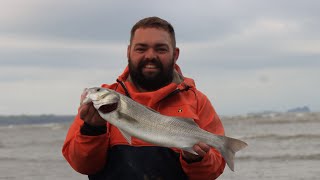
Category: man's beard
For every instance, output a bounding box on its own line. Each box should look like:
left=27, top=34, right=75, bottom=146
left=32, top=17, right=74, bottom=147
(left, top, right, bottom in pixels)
left=128, top=58, right=174, bottom=91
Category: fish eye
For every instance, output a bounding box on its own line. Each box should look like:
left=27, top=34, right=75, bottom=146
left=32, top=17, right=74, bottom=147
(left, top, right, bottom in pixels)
left=96, top=88, right=101, bottom=92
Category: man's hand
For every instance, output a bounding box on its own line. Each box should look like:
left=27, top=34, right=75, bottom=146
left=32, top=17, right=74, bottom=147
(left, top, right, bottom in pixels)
left=182, top=142, right=210, bottom=163
left=79, top=102, right=106, bottom=126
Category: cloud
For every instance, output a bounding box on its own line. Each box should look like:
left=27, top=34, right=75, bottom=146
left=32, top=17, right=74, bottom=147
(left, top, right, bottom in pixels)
left=0, top=35, right=127, bottom=68
left=178, top=16, right=320, bottom=70
left=190, top=66, right=320, bottom=115
left=1, top=0, right=319, bottom=115
left=0, top=66, right=124, bottom=115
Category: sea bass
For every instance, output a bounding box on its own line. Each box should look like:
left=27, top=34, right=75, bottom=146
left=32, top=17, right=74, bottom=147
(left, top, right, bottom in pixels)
left=81, top=87, right=247, bottom=171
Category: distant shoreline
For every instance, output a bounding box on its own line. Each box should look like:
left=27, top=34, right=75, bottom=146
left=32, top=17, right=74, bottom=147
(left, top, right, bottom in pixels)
left=0, top=115, right=75, bottom=126
left=1, top=111, right=319, bottom=126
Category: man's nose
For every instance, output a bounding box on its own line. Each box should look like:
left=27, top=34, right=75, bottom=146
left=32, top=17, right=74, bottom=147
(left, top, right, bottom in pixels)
left=145, top=49, right=157, bottom=60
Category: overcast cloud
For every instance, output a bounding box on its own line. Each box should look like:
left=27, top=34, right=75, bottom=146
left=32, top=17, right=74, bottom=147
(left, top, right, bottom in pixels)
left=1, top=0, right=319, bottom=115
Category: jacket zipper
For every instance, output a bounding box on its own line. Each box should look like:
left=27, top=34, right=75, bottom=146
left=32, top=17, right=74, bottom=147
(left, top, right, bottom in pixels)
left=116, top=79, right=132, bottom=98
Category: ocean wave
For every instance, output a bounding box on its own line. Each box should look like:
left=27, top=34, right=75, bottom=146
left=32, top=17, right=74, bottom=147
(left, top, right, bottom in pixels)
left=222, top=112, right=320, bottom=124
left=242, top=133, right=320, bottom=140
left=0, top=157, right=65, bottom=162
left=0, top=115, right=74, bottom=126
left=238, top=153, right=320, bottom=161
left=0, top=122, right=70, bottom=130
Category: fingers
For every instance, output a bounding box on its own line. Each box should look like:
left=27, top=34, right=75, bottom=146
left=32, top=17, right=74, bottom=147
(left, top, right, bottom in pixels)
left=181, top=150, right=202, bottom=162
left=79, top=103, right=90, bottom=120
left=79, top=103, right=105, bottom=126
left=193, top=142, right=210, bottom=157
left=91, top=110, right=105, bottom=125
left=80, top=89, right=88, bottom=104
left=182, top=142, right=211, bottom=163
left=85, top=104, right=96, bottom=121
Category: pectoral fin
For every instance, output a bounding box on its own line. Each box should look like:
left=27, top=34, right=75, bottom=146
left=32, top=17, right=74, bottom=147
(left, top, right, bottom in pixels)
left=119, top=129, right=132, bottom=145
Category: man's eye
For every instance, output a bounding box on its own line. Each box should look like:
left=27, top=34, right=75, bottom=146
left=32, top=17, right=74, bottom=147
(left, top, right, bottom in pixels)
left=135, top=48, right=146, bottom=52
left=157, top=48, right=168, bottom=53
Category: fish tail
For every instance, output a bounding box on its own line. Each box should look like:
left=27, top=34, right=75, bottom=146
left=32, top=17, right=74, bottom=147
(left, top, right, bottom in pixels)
left=218, top=136, right=247, bottom=171
left=205, top=135, right=248, bottom=171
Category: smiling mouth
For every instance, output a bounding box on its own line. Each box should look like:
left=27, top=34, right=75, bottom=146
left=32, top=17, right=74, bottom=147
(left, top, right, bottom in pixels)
left=143, top=64, right=160, bottom=73
left=144, top=64, right=158, bottom=69
left=98, top=102, right=118, bottom=114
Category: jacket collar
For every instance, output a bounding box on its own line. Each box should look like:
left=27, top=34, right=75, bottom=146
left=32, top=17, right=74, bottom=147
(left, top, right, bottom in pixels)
left=115, top=64, right=196, bottom=107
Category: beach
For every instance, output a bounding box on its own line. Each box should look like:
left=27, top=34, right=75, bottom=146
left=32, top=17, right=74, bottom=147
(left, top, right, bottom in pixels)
left=0, top=112, right=319, bottom=180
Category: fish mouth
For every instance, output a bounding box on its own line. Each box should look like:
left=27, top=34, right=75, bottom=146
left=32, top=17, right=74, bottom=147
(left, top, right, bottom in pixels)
left=98, top=102, right=118, bottom=114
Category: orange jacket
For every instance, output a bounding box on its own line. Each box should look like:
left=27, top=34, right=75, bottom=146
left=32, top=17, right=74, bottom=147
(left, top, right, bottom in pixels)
left=62, top=65, right=226, bottom=179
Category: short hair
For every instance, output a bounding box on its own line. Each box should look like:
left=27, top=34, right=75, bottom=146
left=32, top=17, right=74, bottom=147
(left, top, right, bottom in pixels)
left=130, top=16, right=176, bottom=47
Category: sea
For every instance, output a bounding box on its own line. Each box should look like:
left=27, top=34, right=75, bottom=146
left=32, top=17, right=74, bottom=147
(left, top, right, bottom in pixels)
left=0, top=112, right=319, bottom=180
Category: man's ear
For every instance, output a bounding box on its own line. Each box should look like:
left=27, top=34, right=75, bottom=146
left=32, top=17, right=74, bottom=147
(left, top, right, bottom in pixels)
left=127, top=45, right=131, bottom=59
left=174, top=47, right=180, bottom=63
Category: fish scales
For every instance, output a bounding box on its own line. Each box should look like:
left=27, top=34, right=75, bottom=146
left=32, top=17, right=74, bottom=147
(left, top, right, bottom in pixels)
left=120, top=96, right=204, bottom=146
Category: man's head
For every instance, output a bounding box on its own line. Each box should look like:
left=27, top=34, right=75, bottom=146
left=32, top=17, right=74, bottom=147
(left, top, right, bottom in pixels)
left=130, top=16, right=176, bottom=48
left=127, top=17, right=180, bottom=91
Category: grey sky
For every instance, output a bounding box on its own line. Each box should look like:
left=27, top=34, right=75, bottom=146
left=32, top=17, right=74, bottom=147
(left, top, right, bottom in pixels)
left=1, top=0, right=319, bottom=115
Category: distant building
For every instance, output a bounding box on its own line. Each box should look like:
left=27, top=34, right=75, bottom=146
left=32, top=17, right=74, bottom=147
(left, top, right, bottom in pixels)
left=287, top=106, right=311, bottom=113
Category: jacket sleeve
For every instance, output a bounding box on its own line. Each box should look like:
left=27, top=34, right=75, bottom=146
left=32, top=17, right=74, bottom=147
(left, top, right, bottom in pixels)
left=180, top=92, right=226, bottom=180
left=62, top=113, right=109, bottom=175
left=62, top=83, right=118, bottom=174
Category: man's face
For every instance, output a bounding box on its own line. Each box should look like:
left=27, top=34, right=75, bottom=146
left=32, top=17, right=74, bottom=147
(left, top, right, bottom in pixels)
left=127, top=28, right=179, bottom=91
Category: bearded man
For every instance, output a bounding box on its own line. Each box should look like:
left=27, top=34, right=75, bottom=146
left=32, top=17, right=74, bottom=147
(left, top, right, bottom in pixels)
left=63, top=16, right=226, bottom=180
